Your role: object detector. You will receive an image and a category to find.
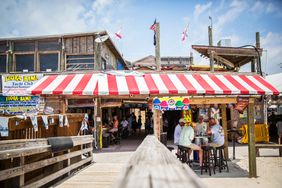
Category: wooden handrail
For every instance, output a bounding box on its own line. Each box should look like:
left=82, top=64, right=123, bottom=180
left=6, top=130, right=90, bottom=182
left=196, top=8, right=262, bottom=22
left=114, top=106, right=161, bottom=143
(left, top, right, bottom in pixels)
left=112, top=135, right=204, bottom=188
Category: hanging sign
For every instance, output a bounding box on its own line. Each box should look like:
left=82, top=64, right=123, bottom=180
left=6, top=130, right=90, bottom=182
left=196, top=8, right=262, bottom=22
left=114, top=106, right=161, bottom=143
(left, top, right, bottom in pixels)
left=235, top=97, right=249, bottom=114
left=153, top=97, right=190, bottom=111
left=1, top=74, right=43, bottom=96
left=0, top=96, right=40, bottom=115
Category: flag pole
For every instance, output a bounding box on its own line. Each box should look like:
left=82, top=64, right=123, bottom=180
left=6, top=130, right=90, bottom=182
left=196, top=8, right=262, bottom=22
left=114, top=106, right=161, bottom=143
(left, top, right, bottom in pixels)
left=155, top=22, right=161, bottom=71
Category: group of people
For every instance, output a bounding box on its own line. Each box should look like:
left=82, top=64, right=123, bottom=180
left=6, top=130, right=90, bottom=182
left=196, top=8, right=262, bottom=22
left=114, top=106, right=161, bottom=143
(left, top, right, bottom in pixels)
left=174, top=115, right=224, bottom=167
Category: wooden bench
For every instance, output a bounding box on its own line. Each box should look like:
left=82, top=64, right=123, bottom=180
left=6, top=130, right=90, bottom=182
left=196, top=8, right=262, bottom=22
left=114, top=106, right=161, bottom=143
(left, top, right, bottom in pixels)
left=255, top=144, right=282, bottom=157
left=0, top=135, right=93, bottom=188
left=112, top=135, right=204, bottom=188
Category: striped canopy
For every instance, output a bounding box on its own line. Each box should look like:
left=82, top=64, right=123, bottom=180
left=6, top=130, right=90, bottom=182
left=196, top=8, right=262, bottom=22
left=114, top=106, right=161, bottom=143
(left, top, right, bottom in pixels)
left=26, top=72, right=279, bottom=96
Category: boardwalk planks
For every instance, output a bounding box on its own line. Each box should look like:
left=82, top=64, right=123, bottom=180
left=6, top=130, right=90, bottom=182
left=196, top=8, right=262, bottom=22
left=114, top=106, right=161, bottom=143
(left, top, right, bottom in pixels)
left=112, top=135, right=204, bottom=188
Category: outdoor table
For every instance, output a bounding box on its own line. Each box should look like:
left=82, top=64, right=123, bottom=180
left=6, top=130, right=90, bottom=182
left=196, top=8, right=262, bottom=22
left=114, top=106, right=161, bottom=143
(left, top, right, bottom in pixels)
left=194, top=135, right=210, bottom=146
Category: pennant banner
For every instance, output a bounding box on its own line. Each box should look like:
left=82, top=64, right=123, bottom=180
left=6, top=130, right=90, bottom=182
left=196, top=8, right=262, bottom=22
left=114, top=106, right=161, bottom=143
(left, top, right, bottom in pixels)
left=153, top=97, right=190, bottom=111
left=42, top=115, right=49, bottom=130
left=0, top=117, right=9, bottom=137
left=30, top=115, right=38, bottom=132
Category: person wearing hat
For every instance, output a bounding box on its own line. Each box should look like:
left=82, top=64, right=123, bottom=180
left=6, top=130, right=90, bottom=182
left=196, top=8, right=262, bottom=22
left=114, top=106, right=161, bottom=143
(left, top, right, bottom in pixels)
left=174, top=118, right=185, bottom=145
left=179, top=119, right=203, bottom=167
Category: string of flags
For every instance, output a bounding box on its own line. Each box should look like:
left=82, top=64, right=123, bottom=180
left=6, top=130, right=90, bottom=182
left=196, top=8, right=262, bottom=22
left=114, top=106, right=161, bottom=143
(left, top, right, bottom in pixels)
left=181, top=24, right=188, bottom=43
left=114, top=19, right=189, bottom=44
left=0, top=114, right=71, bottom=137
left=114, top=28, right=123, bottom=40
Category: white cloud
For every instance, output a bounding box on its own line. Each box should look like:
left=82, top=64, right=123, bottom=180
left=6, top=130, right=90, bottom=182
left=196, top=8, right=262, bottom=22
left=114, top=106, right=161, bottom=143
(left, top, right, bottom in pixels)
left=0, top=0, right=126, bottom=38
left=193, top=2, right=212, bottom=18
left=215, top=0, right=247, bottom=33
left=250, top=1, right=264, bottom=13
left=266, top=3, right=275, bottom=13
left=261, top=32, right=282, bottom=74
left=92, top=0, right=114, bottom=13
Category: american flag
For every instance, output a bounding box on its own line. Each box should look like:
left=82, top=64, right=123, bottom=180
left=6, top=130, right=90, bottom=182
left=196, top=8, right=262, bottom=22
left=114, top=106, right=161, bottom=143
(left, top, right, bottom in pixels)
left=150, top=19, right=157, bottom=45
left=150, top=19, right=157, bottom=32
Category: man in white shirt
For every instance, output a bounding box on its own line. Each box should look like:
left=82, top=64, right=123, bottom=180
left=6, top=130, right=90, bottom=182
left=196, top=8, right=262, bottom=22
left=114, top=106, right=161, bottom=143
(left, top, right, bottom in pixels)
left=208, top=118, right=224, bottom=147
left=174, top=118, right=185, bottom=145
left=195, top=115, right=207, bottom=135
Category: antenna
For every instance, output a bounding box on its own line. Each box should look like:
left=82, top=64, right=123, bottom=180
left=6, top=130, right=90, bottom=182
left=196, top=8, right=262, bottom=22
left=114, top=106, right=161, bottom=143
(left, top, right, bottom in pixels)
left=95, top=35, right=109, bottom=43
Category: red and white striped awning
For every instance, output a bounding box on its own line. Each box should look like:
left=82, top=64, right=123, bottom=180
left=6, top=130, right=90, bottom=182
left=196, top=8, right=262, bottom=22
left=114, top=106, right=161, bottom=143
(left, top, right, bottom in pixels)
left=26, top=73, right=279, bottom=96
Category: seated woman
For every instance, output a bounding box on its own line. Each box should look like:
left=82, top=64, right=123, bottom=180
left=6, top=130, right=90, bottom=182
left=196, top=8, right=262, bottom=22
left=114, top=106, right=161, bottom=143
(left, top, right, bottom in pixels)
left=109, top=116, right=119, bottom=140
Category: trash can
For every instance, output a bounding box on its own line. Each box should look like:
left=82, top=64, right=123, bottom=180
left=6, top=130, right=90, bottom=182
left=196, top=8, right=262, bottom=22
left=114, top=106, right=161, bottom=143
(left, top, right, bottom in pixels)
left=102, top=133, right=110, bottom=148
left=160, top=132, right=167, bottom=146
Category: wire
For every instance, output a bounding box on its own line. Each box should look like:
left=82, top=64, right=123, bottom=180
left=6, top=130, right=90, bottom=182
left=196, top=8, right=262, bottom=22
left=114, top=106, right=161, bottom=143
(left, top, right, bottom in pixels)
left=236, top=45, right=263, bottom=76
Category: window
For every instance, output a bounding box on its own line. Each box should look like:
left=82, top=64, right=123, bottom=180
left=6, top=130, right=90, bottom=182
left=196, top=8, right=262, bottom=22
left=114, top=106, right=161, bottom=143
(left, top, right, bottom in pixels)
left=0, top=55, right=7, bottom=72
left=38, top=40, right=60, bottom=51
left=15, top=54, right=34, bottom=72
left=66, top=54, right=94, bottom=71
left=39, top=53, right=59, bottom=71
left=14, top=42, right=35, bottom=52
left=0, top=43, right=7, bottom=53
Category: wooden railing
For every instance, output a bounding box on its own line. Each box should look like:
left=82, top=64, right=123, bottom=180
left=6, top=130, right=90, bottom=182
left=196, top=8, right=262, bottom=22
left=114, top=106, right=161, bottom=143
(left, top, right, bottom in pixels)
left=112, top=135, right=204, bottom=188
left=0, top=135, right=93, bottom=188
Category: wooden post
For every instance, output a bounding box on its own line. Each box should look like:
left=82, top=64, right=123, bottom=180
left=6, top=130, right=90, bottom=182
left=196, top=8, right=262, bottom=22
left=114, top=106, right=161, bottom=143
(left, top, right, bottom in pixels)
left=67, top=149, right=71, bottom=176
left=8, top=41, right=13, bottom=72
left=247, top=101, right=257, bottom=178
left=95, top=98, right=102, bottom=149
left=19, top=156, right=24, bottom=186
left=153, top=109, right=161, bottom=140
left=256, top=32, right=260, bottom=48
left=251, top=59, right=256, bottom=73
left=221, top=104, right=229, bottom=159
left=94, top=40, right=101, bottom=71
left=208, top=26, right=213, bottom=46
left=155, top=22, right=161, bottom=71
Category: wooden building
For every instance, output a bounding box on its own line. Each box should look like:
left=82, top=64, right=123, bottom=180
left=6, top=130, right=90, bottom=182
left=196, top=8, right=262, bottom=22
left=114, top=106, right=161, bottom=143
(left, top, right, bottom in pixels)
left=0, top=31, right=127, bottom=140
left=132, top=55, right=193, bottom=71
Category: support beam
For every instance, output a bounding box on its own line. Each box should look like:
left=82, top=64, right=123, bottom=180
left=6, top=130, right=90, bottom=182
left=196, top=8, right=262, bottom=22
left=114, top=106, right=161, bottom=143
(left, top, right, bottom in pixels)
left=213, top=53, right=235, bottom=68
left=221, top=104, right=229, bottom=159
left=209, top=51, right=214, bottom=72
left=247, top=101, right=257, bottom=178
left=153, top=109, right=161, bottom=140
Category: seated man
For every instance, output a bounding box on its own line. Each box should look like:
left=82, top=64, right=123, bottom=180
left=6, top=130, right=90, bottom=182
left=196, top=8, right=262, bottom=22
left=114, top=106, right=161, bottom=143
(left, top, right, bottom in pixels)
left=208, top=118, right=224, bottom=147
left=195, top=115, right=207, bottom=135
left=174, top=118, right=185, bottom=145
left=179, top=121, right=203, bottom=166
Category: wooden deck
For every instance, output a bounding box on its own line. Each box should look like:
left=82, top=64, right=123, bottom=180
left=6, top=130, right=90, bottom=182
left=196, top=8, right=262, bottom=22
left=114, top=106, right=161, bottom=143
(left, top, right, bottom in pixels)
left=56, top=152, right=133, bottom=188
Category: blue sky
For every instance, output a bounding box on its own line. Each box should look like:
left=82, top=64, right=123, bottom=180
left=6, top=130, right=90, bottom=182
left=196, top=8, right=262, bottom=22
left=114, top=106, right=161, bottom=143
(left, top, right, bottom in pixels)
left=1, top=0, right=282, bottom=74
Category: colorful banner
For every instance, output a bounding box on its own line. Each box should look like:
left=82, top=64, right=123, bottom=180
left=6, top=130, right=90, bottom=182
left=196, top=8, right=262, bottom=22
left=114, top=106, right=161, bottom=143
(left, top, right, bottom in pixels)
left=0, top=96, right=40, bottom=115
left=153, top=97, right=190, bottom=111
left=1, top=74, right=43, bottom=96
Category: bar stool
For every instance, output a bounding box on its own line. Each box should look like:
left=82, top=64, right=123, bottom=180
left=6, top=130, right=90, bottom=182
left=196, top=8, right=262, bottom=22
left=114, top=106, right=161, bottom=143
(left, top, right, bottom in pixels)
left=213, top=145, right=229, bottom=173
left=178, top=145, right=192, bottom=166
left=201, top=146, right=215, bottom=176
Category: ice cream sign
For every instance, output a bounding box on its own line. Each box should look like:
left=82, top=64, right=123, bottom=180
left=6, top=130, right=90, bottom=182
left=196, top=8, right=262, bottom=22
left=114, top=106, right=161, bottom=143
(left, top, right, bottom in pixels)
left=153, top=97, right=190, bottom=111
